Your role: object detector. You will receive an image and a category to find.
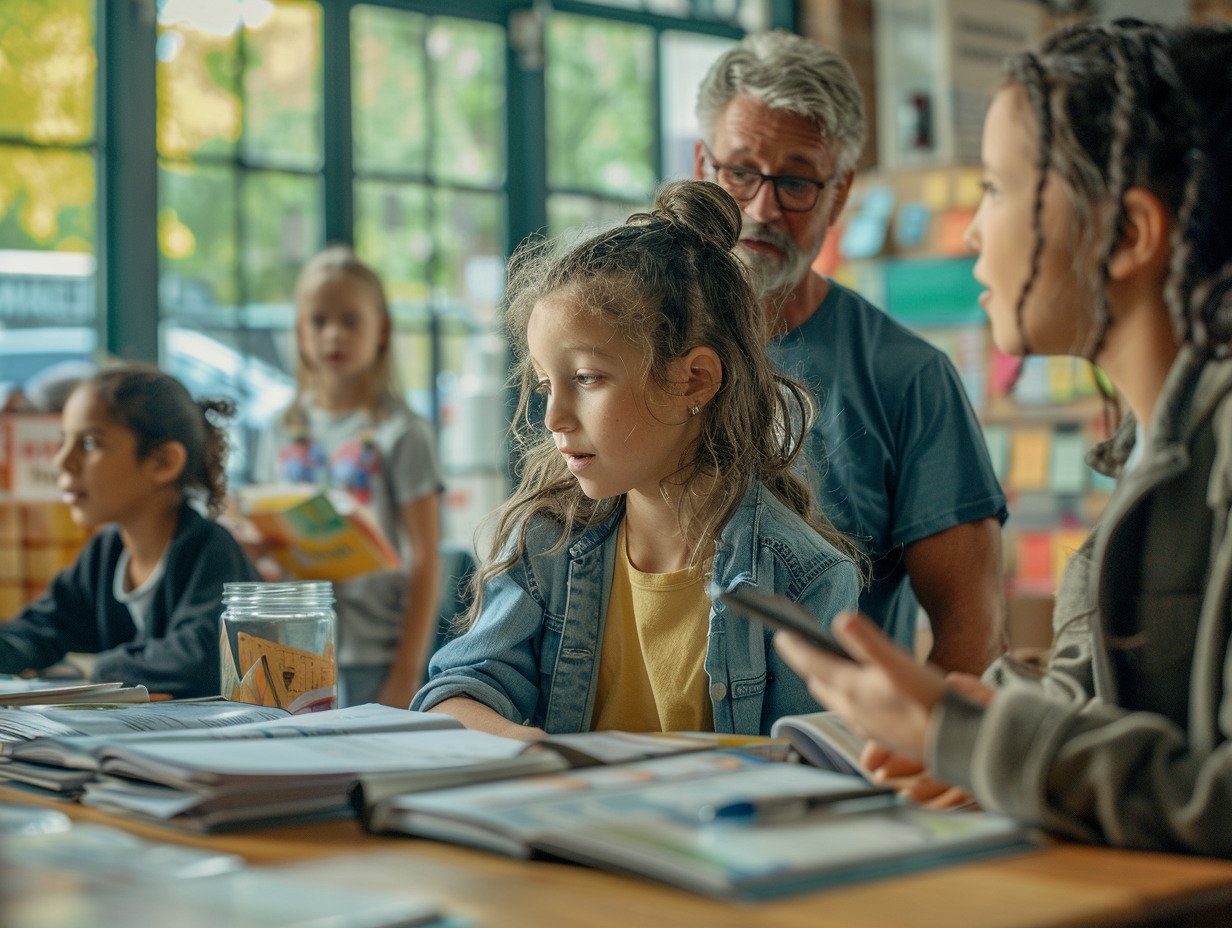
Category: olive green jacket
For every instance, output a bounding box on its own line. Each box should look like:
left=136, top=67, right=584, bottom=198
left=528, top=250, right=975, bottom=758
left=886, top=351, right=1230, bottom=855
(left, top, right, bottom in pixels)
left=930, top=345, right=1232, bottom=854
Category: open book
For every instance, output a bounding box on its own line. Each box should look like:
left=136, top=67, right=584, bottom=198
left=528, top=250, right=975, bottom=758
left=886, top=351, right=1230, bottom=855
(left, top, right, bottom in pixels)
left=354, top=730, right=715, bottom=818
left=769, top=711, right=867, bottom=779
left=0, top=703, right=460, bottom=801
left=77, top=723, right=709, bottom=832
left=240, top=485, right=398, bottom=582
left=0, top=700, right=288, bottom=757
left=362, top=749, right=1035, bottom=900
left=0, top=681, right=150, bottom=707
left=0, top=700, right=293, bottom=797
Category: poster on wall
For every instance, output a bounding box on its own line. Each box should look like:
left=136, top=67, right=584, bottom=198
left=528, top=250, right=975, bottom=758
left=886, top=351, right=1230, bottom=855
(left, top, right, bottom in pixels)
left=2, top=415, right=62, bottom=498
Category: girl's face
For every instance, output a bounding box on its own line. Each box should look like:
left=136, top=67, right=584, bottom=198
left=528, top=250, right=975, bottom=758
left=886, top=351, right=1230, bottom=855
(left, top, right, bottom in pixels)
left=297, top=275, right=388, bottom=389
left=527, top=292, right=698, bottom=503
left=965, top=86, right=1087, bottom=357
left=53, top=387, right=169, bottom=529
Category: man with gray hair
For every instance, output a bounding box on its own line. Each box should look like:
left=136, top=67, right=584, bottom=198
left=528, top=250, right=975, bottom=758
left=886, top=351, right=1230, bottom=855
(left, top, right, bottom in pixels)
left=694, top=31, right=1007, bottom=674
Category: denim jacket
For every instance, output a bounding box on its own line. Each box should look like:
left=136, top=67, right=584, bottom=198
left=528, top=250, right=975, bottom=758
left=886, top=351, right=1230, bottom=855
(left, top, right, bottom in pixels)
left=412, top=481, right=859, bottom=735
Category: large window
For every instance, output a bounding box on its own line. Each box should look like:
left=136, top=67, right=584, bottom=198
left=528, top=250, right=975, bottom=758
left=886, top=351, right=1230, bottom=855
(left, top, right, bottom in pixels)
left=351, top=6, right=509, bottom=542
left=545, top=17, right=737, bottom=234
left=157, top=1, right=324, bottom=325
left=0, top=0, right=771, bottom=547
left=154, top=2, right=323, bottom=479
left=0, top=0, right=98, bottom=398
left=546, top=14, right=655, bottom=232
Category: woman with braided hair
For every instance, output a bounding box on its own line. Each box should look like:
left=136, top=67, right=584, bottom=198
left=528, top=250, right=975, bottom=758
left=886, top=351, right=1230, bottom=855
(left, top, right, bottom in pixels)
left=776, top=19, right=1232, bottom=854
left=412, top=179, right=859, bottom=738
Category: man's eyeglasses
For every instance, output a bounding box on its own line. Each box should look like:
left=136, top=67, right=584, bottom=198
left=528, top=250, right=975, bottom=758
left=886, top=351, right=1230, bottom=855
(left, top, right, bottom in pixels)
left=702, top=143, right=830, bottom=213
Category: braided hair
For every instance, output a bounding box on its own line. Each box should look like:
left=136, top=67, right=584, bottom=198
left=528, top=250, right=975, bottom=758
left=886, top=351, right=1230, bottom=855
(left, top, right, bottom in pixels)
left=462, top=180, right=859, bottom=628
left=1006, top=20, right=1232, bottom=370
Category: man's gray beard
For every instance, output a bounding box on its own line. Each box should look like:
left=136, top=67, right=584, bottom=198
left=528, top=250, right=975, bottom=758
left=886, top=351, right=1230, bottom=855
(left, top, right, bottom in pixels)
left=736, top=241, right=812, bottom=304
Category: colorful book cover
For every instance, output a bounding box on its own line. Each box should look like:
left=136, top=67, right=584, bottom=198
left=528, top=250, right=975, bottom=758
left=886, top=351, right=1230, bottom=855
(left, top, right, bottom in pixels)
left=1008, top=429, right=1051, bottom=492
left=242, top=487, right=398, bottom=583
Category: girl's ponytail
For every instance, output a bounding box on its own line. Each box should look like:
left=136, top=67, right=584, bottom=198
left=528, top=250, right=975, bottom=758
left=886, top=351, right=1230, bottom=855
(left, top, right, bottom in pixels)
left=196, top=398, right=236, bottom=517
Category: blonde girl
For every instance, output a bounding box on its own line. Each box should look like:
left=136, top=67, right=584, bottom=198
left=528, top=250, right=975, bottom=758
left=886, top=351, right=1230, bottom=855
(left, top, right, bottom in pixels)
left=778, top=20, right=1232, bottom=855
left=0, top=363, right=257, bottom=696
left=413, top=180, right=859, bottom=738
left=257, top=246, right=442, bottom=709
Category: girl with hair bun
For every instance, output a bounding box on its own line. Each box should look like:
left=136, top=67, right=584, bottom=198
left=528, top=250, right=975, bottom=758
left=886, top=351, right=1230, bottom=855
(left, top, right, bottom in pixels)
left=777, top=20, right=1232, bottom=855
left=413, top=179, right=859, bottom=738
left=0, top=363, right=258, bottom=697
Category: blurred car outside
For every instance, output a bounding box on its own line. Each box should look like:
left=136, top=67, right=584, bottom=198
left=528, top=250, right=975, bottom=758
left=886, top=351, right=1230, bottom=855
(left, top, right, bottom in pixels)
left=0, top=325, right=296, bottom=481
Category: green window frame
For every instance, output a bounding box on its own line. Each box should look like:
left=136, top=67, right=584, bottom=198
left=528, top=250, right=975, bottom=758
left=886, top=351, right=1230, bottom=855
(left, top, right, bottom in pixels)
left=2, top=0, right=787, bottom=544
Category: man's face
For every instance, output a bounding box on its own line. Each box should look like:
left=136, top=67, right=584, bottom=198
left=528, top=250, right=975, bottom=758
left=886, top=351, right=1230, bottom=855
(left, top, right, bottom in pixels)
left=694, top=94, right=852, bottom=301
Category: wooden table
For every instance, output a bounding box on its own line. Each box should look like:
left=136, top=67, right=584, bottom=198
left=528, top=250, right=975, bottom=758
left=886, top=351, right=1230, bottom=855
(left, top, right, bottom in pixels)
left=6, top=786, right=1232, bottom=928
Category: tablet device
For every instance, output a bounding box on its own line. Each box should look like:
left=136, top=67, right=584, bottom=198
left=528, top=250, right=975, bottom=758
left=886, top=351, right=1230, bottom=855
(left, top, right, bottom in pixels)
left=717, top=587, right=854, bottom=662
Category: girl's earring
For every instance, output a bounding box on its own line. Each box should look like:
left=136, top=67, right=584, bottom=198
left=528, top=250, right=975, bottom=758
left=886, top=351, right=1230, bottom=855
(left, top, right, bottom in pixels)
left=689, top=405, right=701, bottom=417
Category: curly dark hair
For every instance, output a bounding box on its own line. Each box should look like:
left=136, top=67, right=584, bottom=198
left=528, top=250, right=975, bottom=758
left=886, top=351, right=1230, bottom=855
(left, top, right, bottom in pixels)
left=87, top=363, right=235, bottom=517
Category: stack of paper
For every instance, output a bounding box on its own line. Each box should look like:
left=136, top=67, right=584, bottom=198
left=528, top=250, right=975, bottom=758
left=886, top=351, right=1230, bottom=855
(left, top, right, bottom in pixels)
left=0, top=681, right=150, bottom=706
left=81, top=726, right=710, bottom=833
left=0, top=700, right=291, bottom=798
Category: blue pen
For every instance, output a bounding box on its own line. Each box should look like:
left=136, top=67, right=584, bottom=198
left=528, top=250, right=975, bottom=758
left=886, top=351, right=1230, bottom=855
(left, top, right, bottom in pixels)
left=697, top=785, right=897, bottom=825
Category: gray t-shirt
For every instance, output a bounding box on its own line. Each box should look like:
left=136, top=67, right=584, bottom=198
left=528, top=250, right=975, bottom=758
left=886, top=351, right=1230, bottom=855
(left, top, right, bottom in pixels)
left=255, top=396, right=443, bottom=666
left=770, top=281, right=1007, bottom=648
left=256, top=396, right=442, bottom=562
left=112, top=546, right=168, bottom=635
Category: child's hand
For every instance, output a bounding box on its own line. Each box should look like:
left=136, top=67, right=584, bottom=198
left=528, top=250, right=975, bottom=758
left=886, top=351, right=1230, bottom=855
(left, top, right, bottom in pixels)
left=219, top=511, right=282, bottom=562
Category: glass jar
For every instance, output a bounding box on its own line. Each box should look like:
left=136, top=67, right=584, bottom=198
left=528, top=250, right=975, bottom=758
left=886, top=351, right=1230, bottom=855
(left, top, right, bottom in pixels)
left=219, top=581, right=336, bottom=713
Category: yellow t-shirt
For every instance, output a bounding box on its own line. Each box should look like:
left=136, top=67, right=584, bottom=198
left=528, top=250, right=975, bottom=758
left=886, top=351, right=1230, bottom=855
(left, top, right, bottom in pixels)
left=590, top=523, right=714, bottom=732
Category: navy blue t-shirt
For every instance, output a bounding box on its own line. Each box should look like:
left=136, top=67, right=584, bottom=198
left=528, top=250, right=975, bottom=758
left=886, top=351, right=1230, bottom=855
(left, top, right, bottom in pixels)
left=770, top=281, right=1007, bottom=648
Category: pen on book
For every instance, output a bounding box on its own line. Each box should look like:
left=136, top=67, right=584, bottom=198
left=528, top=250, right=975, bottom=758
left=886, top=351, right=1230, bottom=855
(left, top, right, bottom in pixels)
left=697, top=786, right=898, bottom=825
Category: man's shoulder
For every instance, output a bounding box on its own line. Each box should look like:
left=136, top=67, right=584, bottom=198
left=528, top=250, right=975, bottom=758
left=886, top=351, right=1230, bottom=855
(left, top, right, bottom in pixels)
left=781, top=280, right=959, bottom=397
left=817, top=281, right=949, bottom=358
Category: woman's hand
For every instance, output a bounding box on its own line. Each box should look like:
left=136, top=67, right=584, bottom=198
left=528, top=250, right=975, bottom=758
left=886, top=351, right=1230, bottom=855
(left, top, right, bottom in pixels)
left=861, top=741, right=975, bottom=810
left=774, top=611, right=948, bottom=763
